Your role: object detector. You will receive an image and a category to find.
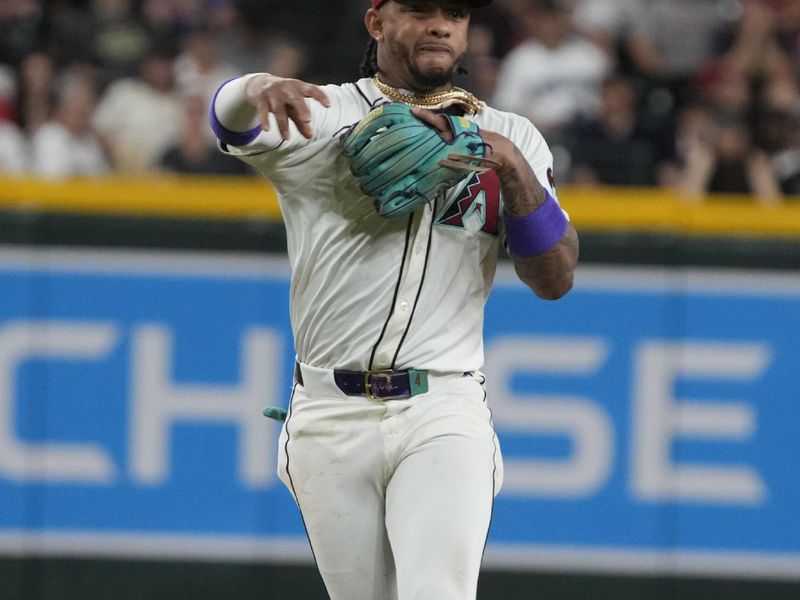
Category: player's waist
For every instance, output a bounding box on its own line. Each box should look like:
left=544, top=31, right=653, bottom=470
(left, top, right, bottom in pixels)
left=294, top=361, right=475, bottom=401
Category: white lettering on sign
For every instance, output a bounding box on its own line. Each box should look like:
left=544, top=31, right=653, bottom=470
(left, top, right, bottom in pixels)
left=129, top=324, right=281, bottom=488
left=0, top=320, right=119, bottom=483
left=485, top=336, right=613, bottom=498
left=631, top=341, right=770, bottom=505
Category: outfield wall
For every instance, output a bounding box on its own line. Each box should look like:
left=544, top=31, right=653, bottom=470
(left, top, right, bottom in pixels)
left=0, top=249, right=797, bottom=589
left=0, top=177, right=798, bottom=599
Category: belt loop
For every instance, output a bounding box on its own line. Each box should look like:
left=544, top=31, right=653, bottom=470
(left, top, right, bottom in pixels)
left=294, top=361, right=304, bottom=386
left=407, top=369, right=428, bottom=395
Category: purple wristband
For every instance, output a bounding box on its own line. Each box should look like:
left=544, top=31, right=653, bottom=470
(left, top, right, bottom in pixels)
left=504, top=191, right=568, bottom=257
left=208, top=78, right=262, bottom=147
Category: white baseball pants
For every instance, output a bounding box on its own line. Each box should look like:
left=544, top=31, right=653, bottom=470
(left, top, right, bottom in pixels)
left=278, top=362, right=503, bottom=600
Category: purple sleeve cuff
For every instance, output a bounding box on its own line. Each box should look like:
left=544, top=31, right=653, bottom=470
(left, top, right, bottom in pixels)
left=208, top=78, right=263, bottom=147
left=504, top=191, right=569, bottom=257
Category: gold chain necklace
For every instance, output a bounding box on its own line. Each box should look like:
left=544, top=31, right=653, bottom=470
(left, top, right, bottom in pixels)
left=372, top=75, right=483, bottom=115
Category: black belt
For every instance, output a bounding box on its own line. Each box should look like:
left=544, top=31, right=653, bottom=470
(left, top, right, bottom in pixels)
left=294, top=361, right=429, bottom=400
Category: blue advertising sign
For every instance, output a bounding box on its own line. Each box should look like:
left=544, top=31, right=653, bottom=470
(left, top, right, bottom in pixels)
left=483, top=268, right=800, bottom=577
left=0, top=249, right=797, bottom=578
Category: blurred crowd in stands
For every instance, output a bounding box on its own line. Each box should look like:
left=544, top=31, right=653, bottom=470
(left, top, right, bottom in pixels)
left=1, top=0, right=800, bottom=202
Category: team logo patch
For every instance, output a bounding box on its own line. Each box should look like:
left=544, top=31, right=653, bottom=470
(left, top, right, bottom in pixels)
left=436, top=170, right=501, bottom=236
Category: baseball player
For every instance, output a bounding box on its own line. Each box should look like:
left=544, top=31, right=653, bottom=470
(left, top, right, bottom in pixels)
left=209, top=1, right=579, bottom=598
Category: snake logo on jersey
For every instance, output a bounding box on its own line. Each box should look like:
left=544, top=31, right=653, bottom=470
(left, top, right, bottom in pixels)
left=436, top=170, right=501, bottom=236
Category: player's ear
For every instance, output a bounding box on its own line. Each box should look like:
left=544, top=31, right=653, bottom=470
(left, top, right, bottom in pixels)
left=365, top=8, right=383, bottom=41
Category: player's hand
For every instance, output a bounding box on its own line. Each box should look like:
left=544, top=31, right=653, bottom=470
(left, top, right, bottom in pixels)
left=417, top=106, right=545, bottom=216
left=411, top=106, right=512, bottom=171
left=411, top=107, right=455, bottom=142
left=245, top=74, right=331, bottom=140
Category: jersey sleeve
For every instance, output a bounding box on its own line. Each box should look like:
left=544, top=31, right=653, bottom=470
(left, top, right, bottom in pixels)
left=507, top=113, right=561, bottom=203
left=208, top=75, right=344, bottom=161
left=497, top=113, right=569, bottom=255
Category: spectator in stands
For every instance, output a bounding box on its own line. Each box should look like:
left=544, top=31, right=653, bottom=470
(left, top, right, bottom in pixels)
left=217, top=22, right=308, bottom=80
left=693, top=61, right=753, bottom=118
left=164, top=0, right=206, bottom=32
left=262, top=36, right=307, bottom=79
left=141, top=0, right=207, bottom=41
left=0, top=0, right=44, bottom=67
left=565, top=74, right=659, bottom=186
left=174, top=25, right=238, bottom=108
left=659, top=101, right=711, bottom=188
left=770, top=119, right=800, bottom=196
left=626, top=0, right=730, bottom=108
left=0, top=120, right=27, bottom=175
left=92, top=47, right=182, bottom=173
left=2, top=0, right=798, bottom=195
left=756, top=75, right=800, bottom=149
left=140, top=0, right=181, bottom=40
left=0, top=64, right=16, bottom=122
left=572, top=0, right=645, bottom=59
left=678, top=109, right=782, bottom=202
left=715, top=0, right=794, bottom=84
left=469, top=0, right=521, bottom=58
left=492, top=0, right=612, bottom=139
left=206, top=0, right=240, bottom=33
left=42, top=1, right=86, bottom=66
left=460, top=21, right=501, bottom=102
left=212, top=3, right=290, bottom=77
left=158, top=92, right=250, bottom=176
left=17, top=51, right=54, bottom=133
left=30, top=71, right=109, bottom=179
left=0, top=65, right=28, bottom=175
left=85, top=0, right=152, bottom=83
left=771, top=0, right=800, bottom=70
left=756, top=75, right=800, bottom=195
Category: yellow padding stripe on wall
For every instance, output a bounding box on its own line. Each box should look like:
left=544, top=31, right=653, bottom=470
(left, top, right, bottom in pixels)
left=0, top=176, right=280, bottom=221
left=1, top=176, right=800, bottom=237
left=563, top=187, right=800, bottom=237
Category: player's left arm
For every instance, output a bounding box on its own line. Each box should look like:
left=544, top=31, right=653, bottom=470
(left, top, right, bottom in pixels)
left=484, top=130, right=579, bottom=300
left=411, top=108, right=578, bottom=300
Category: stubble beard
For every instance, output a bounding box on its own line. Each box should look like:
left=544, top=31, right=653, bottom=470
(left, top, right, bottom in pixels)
left=387, top=40, right=465, bottom=91
left=408, top=61, right=456, bottom=90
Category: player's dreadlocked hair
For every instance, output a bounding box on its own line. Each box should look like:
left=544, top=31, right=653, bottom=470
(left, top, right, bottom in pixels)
left=359, top=38, right=468, bottom=79
left=360, top=38, right=379, bottom=78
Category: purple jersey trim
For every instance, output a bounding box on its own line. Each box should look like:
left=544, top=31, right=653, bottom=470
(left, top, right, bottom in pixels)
left=504, top=191, right=568, bottom=257
left=208, top=78, right=262, bottom=147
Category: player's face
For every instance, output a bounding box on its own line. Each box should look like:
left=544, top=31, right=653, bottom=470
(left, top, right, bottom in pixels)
left=370, top=0, right=471, bottom=91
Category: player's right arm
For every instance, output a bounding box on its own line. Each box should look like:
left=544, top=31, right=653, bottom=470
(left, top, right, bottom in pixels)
left=413, top=107, right=578, bottom=301
left=209, top=74, right=331, bottom=150
left=486, top=134, right=579, bottom=300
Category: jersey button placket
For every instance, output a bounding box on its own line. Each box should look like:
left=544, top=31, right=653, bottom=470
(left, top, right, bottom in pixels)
left=372, top=209, right=432, bottom=368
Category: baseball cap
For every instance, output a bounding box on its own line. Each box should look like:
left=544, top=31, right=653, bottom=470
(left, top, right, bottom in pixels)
left=372, top=0, right=492, bottom=8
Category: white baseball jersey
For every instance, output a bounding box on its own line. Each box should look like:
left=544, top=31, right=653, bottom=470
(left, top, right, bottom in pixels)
left=214, top=76, right=557, bottom=374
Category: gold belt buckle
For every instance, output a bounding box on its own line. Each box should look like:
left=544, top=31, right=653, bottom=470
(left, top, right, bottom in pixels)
left=364, top=369, right=407, bottom=401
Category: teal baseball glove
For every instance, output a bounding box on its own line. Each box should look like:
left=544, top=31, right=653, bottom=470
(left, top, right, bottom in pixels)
left=340, top=102, right=496, bottom=219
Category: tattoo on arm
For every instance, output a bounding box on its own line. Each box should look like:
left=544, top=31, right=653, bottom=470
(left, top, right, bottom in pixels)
left=513, top=223, right=580, bottom=299
left=497, top=145, right=547, bottom=217
left=495, top=148, right=579, bottom=298
left=489, top=133, right=579, bottom=298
